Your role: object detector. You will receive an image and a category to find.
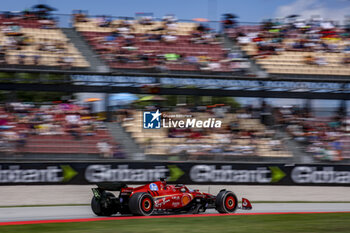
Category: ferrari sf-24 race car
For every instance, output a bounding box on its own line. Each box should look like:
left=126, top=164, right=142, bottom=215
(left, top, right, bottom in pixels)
left=91, top=178, right=252, bottom=216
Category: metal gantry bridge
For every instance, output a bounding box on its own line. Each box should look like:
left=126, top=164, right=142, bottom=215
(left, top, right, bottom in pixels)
left=0, top=67, right=350, bottom=100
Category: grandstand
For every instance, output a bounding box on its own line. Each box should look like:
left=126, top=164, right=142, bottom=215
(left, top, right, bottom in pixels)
left=122, top=109, right=292, bottom=160
left=73, top=14, right=249, bottom=73
left=0, top=6, right=349, bottom=163
left=0, top=103, right=119, bottom=158
left=0, top=13, right=89, bottom=68
left=276, top=106, right=350, bottom=161
left=226, top=20, right=350, bottom=76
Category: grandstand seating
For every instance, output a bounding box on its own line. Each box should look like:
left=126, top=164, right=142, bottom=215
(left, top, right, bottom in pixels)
left=17, top=131, right=112, bottom=154
left=75, top=19, right=198, bottom=35
left=243, top=46, right=350, bottom=76
left=226, top=24, right=350, bottom=76
left=0, top=104, right=117, bottom=156
left=121, top=110, right=292, bottom=159
left=276, top=107, right=350, bottom=161
left=0, top=15, right=89, bottom=68
left=74, top=18, right=236, bottom=72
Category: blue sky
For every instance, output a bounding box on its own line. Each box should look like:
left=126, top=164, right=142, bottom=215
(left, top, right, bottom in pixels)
left=2, top=0, right=350, bottom=23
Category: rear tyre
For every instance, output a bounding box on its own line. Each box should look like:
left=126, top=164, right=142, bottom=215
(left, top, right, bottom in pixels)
left=215, top=190, right=238, bottom=213
left=91, top=192, right=116, bottom=216
left=128, top=192, right=154, bottom=216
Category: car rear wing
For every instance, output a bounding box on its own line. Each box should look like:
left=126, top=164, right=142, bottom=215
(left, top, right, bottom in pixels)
left=95, top=182, right=128, bottom=191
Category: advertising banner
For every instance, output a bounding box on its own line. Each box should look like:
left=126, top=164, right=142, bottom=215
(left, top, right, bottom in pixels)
left=0, top=162, right=349, bottom=186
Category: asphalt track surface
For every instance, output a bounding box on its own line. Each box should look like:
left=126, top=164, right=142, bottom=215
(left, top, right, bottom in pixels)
left=1, top=203, right=350, bottom=223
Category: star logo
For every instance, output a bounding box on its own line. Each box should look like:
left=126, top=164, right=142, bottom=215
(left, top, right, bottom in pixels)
left=143, top=110, right=161, bottom=129
left=150, top=109, right=161, bottom=122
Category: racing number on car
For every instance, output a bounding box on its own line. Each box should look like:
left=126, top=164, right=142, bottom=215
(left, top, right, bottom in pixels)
left=149, top=183, right=158, bottom=191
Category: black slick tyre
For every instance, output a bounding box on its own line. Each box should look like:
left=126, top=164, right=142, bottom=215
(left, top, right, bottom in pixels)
left=128, top=192, right=154, bottom=216
left=91, top=192, right=116, bottom=216
left=215, top=190, right=238, bottom=213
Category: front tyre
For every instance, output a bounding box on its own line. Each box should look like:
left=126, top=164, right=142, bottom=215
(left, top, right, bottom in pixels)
left=215, top=190, right=238, bottom=213
left=129, top=192, right=154, bottom=216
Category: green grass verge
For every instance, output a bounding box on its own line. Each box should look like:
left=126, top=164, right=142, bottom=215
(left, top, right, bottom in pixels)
left=1, top=213, right=350, bottom=233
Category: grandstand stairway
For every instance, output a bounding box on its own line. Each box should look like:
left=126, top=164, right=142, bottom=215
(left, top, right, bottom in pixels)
left=273, top=127, right=312, bottom=163
left=106, top=122, right=145, bottom=159
left=61, top=28, right=109, bottom=72
left=222, top=35, right=267, bottom=78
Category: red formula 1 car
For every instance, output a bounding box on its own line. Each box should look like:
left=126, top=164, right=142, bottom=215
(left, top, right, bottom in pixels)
left=91, top=178, right=252, bottom=216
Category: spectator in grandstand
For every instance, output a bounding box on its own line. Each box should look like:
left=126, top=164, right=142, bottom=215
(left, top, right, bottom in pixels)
left=115, top=19, right=134, bottom=34
left=55, top=41, right=67, bottom=52
left=40, top=19, right=57, bottom=29
left=17, top=35, right=32, bottom=46
left=343, top=56, right=350, bottom=65
left=184, top=55, right=199, bottom=67
left=97, top=139, right=112, bottom=158
left=73, top=10, right=88, bottom=23
left=162, top=14, right=177, bottom=24
left=112, top=144, right=125, bottom=159
left=141, top=33, right=161, bottom=43
left=235, top=33, right=252, bottom=45
left=33, top=54, right=41, bottom=65
left=81, top=122, right=96, bottom=136
left=57, top=54, right=74, bottom=69
left=63, top=55, right=75, bottom=68
left=161, top=34, right=178, bottom=43
left=165, top=21, right=178, bottom=34
left=343, top=39, right=350, bottom=53
left=122, top=37, right=137, bottom=49
left=4, top=36, right=18, bottom=50
left=153, top=60, right=168, bottom=72
left=164, top=53, right=180, bottom=62
left=138, top=16, right=153, bottom=25
left=38, top=39, right=61, bottom=52
left=18, top=54, right=26, bottom=65
left=190, top=30, right=219, bottom=45
left=314, top=56, right=328, bottom=66
left=304, top=55, right=316, bottom=65
left=222, top=13, right=237, bottom=30
left=97, top=15, right=112, bottom=27
left=2, top=23, right=21, bottom=35
left=65, top=112, right=81, bottom=139
left=228, top=59, right=250, bottom=73
left=200, top=59, right=222, bottom=71
left=0, top=128, right=18, bottom=154
left=255, top=41, right=279, bottom=57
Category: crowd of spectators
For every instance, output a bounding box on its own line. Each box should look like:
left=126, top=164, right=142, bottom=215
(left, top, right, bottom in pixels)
left=137, top=103, right=350, bottom=161
left=275, top=106, right=350, bottom=161
left=122, top=104, right=288, bottom=160
left=0, top=102, right=122, bottom=158
left=0, top=10, right=76, bottom=68
left=74, top=13, right=251, bottom=73
left=226, top=16, right=350, bottom=65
